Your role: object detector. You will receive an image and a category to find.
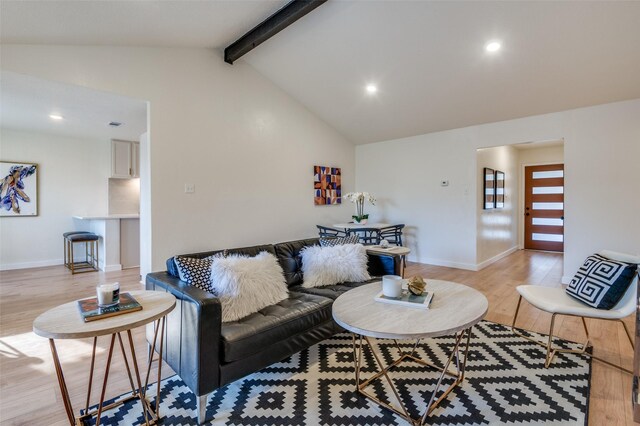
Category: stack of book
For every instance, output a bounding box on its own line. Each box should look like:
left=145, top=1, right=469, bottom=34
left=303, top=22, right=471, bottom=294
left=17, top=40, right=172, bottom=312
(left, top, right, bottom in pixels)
left=77, top=292, right=142, bottom=322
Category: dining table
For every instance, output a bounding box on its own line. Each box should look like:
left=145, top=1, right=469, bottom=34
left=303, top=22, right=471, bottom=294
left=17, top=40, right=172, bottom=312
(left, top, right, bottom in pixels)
left=332, top=222, right=392, bottom=230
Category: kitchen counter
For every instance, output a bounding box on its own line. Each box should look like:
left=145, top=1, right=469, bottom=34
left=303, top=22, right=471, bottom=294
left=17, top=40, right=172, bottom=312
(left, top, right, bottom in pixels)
left=73, top=214, right=139, bottom=220
left=72, top=214, right=140, bottom=271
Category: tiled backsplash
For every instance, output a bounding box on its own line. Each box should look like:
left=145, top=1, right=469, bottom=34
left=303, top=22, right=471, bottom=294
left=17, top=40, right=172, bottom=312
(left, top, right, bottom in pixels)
left=108, top=178, right=140, bottom=214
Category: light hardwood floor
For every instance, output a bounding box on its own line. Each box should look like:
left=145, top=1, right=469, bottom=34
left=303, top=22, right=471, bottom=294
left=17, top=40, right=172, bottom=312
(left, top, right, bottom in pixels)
left=0, top=250, right=636, bottom=425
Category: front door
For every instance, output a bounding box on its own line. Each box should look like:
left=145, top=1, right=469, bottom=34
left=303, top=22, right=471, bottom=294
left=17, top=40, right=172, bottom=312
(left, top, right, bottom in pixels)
left=524, top=164, right=564, bottom=252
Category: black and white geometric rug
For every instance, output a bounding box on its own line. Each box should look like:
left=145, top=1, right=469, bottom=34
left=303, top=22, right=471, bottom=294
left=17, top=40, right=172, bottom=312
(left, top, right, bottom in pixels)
left=86, top=321, right=591, bottom=425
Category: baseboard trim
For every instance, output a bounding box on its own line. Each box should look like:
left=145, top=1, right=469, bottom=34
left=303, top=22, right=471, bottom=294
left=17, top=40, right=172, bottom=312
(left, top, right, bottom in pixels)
left=476, top=246, right=520, bottom=271
left=0, top=259, right=63, bottom=271
left=103, top=264, right=122, bottom=272
left=420, top=257, right=478, bottom=271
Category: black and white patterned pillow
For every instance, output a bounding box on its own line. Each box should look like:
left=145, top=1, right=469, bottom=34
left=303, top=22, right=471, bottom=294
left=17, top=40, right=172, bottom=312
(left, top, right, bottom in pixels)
left=319, top=235, right=360, bottom=247
left=566, top=254, right=637, bottom=309
left=174, top=256, right=217, bottom=293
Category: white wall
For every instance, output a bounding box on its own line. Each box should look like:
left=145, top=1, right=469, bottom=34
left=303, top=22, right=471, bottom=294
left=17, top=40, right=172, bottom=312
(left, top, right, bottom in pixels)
left=476, top=145, right=519, bottom=267
left=356, top=129, right=478, bottom=269
left=0, top=129, right=110, bottom=269
left=518, top=145, right=564, bottom=166
left=517, top=144, right=564, bottom=249
left=563, top=102, right=640, bottom=282
left=1, top=46, right=355, bottom=272
left=357, top=99, right=640, bottom=276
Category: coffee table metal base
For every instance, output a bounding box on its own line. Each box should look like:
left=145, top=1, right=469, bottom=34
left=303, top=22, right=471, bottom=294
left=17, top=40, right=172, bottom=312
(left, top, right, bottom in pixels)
left=351, top=327, right=472, bottom=426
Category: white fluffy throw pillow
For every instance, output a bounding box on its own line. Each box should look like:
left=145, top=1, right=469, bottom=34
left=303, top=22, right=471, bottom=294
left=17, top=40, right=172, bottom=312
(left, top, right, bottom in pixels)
left=301, top=243, right=371, bottom=288
left=210, top=252, right=288, bottom=322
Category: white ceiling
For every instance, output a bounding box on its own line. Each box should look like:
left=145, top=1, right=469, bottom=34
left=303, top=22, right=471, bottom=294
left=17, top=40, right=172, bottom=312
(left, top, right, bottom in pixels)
left=2, top=1, right=639, bottom=144
left=1, top=72, right=147, bottom=141
left=0, top=0, right=288, bottom=48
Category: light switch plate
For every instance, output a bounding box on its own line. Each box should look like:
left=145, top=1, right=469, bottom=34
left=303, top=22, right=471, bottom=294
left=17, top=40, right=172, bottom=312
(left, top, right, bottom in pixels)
left=185, top=183, right=195, bottom=193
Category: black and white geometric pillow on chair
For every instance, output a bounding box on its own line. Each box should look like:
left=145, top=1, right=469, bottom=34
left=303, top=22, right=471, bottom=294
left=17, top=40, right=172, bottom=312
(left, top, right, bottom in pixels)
left=566, top=253, right=637, bottom=309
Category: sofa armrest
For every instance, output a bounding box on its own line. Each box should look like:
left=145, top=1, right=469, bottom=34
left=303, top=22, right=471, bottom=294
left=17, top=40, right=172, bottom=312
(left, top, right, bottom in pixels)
left=367, top=252, right=399, bottom=276
left=146, top=272, right=222, bottom=397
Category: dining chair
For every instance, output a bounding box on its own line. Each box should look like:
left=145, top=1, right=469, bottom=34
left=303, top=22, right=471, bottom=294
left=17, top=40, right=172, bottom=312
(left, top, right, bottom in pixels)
left=379, top=224, right=405, bottom=246
left=379, top=224, right=406, bottom=269
left=349, top=227, right=381, bottom=245
left=511, top=250, right=639, bottom=373
left=316, top=225, right=349, bottom=238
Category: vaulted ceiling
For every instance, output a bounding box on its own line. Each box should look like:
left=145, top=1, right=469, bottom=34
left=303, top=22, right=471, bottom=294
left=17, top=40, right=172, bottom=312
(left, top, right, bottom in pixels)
left=2, top=1, right=639, bottom=144
left=1, top=72, right=147, bottom=141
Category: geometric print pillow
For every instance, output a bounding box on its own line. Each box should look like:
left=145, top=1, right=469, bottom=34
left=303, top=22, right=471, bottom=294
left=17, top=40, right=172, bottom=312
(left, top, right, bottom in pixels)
left=566, top=253, right=637, bottom=309
left=319, top=235, right=360, bottom=247
left=174, top=256, right=217, bottom=293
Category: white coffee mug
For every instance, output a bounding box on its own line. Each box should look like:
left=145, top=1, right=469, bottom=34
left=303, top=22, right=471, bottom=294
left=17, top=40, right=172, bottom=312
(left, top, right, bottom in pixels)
left=382, top=275, right=403, bottom=298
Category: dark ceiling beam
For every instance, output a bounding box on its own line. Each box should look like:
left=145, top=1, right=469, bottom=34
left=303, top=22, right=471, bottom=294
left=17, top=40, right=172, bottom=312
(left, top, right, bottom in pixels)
left=224, top=0, right=327, bottom=65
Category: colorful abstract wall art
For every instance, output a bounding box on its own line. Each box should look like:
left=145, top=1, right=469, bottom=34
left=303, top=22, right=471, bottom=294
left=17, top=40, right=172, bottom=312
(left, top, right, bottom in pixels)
left=314, top=165, right=341, bottom=205
left=0, top=161, right=38, bottom=216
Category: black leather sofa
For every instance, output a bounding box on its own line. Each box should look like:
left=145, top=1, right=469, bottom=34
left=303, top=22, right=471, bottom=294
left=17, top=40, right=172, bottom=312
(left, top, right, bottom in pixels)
left=145, top=237, right=398, bottom=424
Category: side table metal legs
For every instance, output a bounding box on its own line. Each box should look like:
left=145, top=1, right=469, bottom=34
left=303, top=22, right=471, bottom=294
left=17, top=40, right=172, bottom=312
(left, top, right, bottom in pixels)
left=48, top=316, right=166, bottom=426
left=351, top=327, right=473, bottom=426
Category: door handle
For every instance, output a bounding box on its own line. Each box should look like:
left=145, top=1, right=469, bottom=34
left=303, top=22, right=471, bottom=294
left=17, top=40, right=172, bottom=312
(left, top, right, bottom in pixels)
left=561, top=216, right=564, bottom=220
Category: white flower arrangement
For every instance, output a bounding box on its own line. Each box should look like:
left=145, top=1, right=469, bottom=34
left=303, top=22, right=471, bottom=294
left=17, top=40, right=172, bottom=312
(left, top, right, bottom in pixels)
left=344, top=192, right=376, bottom=223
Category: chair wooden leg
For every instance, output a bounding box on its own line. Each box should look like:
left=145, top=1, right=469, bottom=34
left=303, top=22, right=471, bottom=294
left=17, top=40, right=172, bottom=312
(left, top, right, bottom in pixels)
left=619, top=319, right=635, bottom=351
left=511, top=295, right=523, bottom=331
left=544, top=314, right=558, bottom=368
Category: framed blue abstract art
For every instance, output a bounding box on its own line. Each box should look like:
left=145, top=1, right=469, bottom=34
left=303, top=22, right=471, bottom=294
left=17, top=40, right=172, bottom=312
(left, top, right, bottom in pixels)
left=0, top=161, right=38, bottom=217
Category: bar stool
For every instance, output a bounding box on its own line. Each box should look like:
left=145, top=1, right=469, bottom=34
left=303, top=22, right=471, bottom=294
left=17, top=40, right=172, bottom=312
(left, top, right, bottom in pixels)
left=66, top=233, right=99, bottom=274
left=63, top=231, right=92, bottom=269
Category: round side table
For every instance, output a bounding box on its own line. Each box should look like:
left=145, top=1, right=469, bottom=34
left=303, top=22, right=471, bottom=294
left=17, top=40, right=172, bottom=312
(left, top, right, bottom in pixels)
left=33, top=290, right=176, bottom=426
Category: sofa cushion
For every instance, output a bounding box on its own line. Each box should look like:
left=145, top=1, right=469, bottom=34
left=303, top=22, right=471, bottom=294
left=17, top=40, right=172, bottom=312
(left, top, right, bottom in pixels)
left=319, top=235, right=360, bottom=247
left=291, top=278, right=379, bottom=300
left=210, top=252, right=289, bottom=322
left=220, top=291, right=332, bottom=363
left=300, top=243, right=371, bottom=288
left=173, top=255, right=217, bottom=292
left=274, top=238, right=320, bottom=287
left=167, top=244, right=276, bottom=278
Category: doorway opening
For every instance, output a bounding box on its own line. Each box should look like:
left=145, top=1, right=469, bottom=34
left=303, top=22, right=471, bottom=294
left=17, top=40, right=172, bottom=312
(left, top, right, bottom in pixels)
left=516, top=140, right=564, bottom=252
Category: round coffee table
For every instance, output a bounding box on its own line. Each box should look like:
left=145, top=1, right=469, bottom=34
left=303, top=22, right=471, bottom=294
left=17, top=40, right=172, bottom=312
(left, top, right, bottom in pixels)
left=332, top=280, right=488, bottom=426
left=33, top=290, right=176, bottom=426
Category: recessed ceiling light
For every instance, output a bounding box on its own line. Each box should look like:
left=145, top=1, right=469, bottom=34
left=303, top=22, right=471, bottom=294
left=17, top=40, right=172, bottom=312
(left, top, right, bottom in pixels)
left=365, top=84, right=378, bottom=94
left=49, top=114, right=64, bottom=120
left=485, top=41, right=501, bottom=53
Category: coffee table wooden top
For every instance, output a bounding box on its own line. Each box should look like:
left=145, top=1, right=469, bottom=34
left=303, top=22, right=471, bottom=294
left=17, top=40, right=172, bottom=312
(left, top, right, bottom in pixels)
left=332, top=280, right=488, bottom=339
left=33, top=290, right=176, bottom=339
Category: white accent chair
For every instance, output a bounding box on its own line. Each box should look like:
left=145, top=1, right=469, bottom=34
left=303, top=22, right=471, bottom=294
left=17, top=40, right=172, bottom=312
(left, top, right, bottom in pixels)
left=511, top=250, right=639, bottom=373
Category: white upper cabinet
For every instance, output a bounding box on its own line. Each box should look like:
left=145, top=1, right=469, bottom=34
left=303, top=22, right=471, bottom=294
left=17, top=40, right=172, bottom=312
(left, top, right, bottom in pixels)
left=111, top=139, right=140, bottom=179
left=131, top=141, right=140, bottom=178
